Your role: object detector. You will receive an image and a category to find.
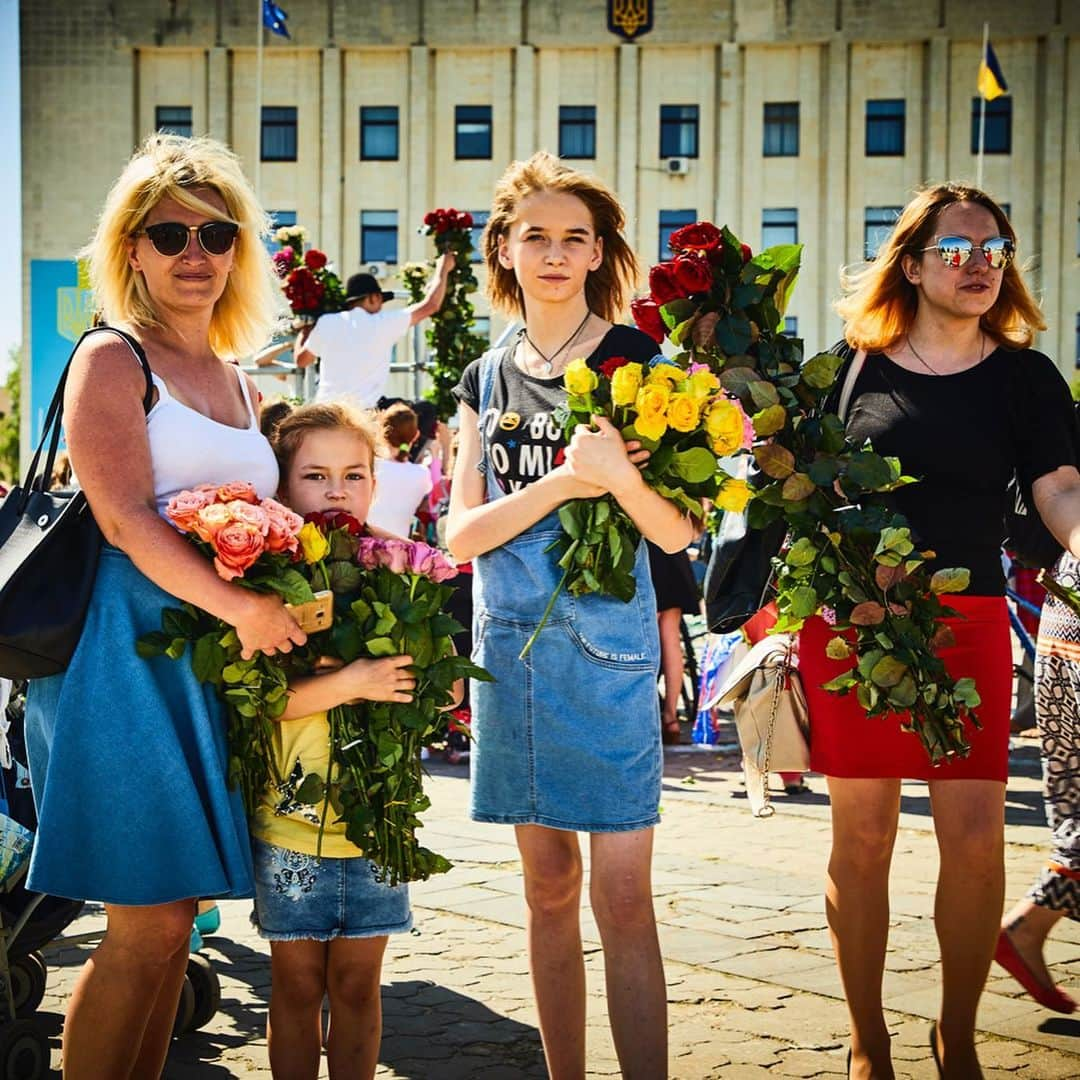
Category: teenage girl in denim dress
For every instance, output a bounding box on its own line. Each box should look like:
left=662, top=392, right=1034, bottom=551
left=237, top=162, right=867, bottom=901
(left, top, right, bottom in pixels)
left=447, top=152, right=694, bottom=1079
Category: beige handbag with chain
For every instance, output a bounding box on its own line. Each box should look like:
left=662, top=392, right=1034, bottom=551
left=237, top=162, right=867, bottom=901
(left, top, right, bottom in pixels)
left=712, top=633, right=809, bottom=817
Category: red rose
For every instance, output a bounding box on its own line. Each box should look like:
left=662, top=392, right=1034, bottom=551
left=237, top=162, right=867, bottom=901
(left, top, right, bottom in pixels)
left=461, top=211, right=474, bottom=228
left=599, top=355, right=630, bottom=379
left=672, top=253, right=713, bottom=294
left=304, top=248, right=328, bottom=270
left=648, top=262, right=687, bottom=305
left=630, top=298, right=666, bottom=344
left=668, top=221, right=722, bottom=254
left=740, top=243, right=752, bottom=264
left=423, top=211, right=437, bottom=227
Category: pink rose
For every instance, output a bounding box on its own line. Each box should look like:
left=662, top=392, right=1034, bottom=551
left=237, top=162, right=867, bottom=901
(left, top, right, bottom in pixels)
left=261, top=498, right=304, bottom=555
left=165, top=488, right=216, bottom=533
left=212, top=521, right=266, bottom=581
left=215, top=481, right=259, bottom=505
left=225, top=500, right=270, bottom=535
left=356, top=537, right=385, bottom=571
left=192, top=502, right=232, bottom=543
left=382, top=539, right=412, bottom=575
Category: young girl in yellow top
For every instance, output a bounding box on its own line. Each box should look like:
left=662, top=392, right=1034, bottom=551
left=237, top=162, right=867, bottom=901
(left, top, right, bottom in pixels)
left=253, top=401, right=418, bottom=1080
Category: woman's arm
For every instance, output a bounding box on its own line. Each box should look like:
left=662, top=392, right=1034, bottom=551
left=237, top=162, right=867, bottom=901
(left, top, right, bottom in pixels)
left=445, top=402, right=603, bottom=561
left=64, top=335, right=305, bottom=660
left=1032, top=466, right=1080, bottom=557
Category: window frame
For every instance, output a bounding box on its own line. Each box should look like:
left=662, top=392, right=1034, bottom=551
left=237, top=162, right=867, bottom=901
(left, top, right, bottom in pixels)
left=763, top=102, right=799, bottom=157
left=970, top=97, right=1012, bottom=155
left=360, top=106, right=400, bottom=161
left=659, top=104, right=699, bottom=159
left=558, top=105, right=597, bottom=160
left=863, top=206, right=902, bottom=261
left=455, top=105, right=493, bottom=160
left=761, top=207, right=799, bottom=248
left=155, top=105, right=192, bottom=138
left=865, top=99, right=906, bottom=157
left=360, top=210, right=399, bottom=265
left=261, top=106, right=298, bottom=162
left=658, top=209, right=697, bottom=261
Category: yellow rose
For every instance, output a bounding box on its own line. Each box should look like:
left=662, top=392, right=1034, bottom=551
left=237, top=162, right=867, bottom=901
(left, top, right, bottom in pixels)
left=564, top=357, right=598, bottom=397
left=298, top=521, right=330, bottom=564
left=687, top=369, right=720, bottom=401
left=634, top=383, right=670, bottom=441
left=705, top=399, right=746, bottom=456
left=715, top=478, right=752, bottom=513
left=666, top=392, right=700, bottom=433
left=610, top=362, right=643, bottom=407
left=646, top=362, right=687, bottom=388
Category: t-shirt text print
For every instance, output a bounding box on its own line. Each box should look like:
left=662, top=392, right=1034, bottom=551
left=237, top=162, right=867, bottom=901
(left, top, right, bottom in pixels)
left=479, top=404, right=565, bottom=493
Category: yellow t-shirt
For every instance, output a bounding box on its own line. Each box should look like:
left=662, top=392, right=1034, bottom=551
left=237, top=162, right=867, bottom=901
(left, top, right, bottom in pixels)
left=250, top=710, right=362, bottom=858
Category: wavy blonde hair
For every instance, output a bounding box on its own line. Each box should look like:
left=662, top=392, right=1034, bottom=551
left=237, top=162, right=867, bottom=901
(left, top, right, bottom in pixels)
left=836, top=182, right=1045, bottom=351
left=84, top=133, right=284, bottom=359
left=482, top=152, right=639, bottom=322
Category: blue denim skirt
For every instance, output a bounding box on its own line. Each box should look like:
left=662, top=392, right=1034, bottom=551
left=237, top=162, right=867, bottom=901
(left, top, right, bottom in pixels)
left=25, top=546, right=254, bottom=904
left=470, top=513, right=663, bottom=832
left=251, top=838, right=413, bottom=941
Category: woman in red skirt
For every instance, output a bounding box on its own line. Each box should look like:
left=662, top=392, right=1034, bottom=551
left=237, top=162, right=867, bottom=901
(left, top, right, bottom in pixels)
left=805, top=184, right=1080, bottom=1079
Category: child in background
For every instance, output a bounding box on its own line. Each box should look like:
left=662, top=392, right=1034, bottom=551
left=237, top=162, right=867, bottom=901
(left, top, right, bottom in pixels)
left=366, top=402, right=432, bottom=539
left=255, top=401, right=417, bottom=1080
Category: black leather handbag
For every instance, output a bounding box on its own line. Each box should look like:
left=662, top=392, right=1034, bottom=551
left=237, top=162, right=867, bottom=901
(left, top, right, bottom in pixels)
left=0, top=327, right=152, bottom=678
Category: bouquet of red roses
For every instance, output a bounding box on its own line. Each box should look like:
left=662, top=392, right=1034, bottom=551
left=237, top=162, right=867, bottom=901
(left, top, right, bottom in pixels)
left=271, top=227, right=346, bottom=318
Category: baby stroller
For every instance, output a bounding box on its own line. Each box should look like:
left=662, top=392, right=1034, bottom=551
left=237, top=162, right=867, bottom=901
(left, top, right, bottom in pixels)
left=0, top=681, right=85, bottom=1077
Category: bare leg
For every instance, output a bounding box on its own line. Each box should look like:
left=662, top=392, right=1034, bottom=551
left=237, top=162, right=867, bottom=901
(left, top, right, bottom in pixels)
left=657, top=608, right=684, bottom=731
left=589, top=829, right=667, bottom=1080
left=928, top=779, right=1006, bottom=1079
left=515, top=825, right=586, bottom=1080
left=1001, top=898, right=1068, bottom=990
left=61, top=899, right=195, bottom=1080
left=325, top=936, right=388, bottom=1080
left=267, top=940, right=328, bottom=1080
left=825, top=777, right=902, bottom=1080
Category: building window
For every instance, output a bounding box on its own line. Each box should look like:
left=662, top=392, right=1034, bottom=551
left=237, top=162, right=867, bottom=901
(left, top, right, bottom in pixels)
left=763, top=102, right=799, bottom=157
left=864, top=206, right=902, bottom=260
left=155, top=106, right=192, bottom=138
left=658, top=209, right=696, bottom=260
left=468, top=211, right=489, bottom=263
left=361, top=211, right=398, bottom=264
left=264, top=210, right=297, bottom=254
left=455, top=106, right=492, bottom=159
left=474, top=316, right=491, bottom=342
left=971, top=97, right=1012, bottom=154
left=865, top=99, right=905, bottom=156
left=660, top=105, right=699, bottom=158
left=762, top=208, right=798, bottom=248
left=559, top=106, right=596, bottom=159
left=782, top=317, right=799, bottom=337
left=261, top=106, right=297, bottom=162
left=360, top=106, right=399, bottom=160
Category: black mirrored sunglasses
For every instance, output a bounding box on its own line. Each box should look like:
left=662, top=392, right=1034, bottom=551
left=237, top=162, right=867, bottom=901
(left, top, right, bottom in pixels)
left=136, top=221, right=240, bottom=257
left=921, top=235, right=1014, bottom=270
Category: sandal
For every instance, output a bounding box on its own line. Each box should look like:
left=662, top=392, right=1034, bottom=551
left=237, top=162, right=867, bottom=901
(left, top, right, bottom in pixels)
left=995, top=929, right=1077, bottom=1013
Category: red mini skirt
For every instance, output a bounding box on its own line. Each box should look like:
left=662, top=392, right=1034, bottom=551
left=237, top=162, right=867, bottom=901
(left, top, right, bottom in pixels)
left=799, top=595, right=1011, bottom=781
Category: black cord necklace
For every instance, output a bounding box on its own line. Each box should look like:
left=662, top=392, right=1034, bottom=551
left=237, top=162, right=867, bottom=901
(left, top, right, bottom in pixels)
left=518, top=310, right=593, bottom=376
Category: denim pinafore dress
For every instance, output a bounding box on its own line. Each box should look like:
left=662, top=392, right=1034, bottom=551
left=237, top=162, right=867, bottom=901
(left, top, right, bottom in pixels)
left=469, top=348, right=663, bottom=832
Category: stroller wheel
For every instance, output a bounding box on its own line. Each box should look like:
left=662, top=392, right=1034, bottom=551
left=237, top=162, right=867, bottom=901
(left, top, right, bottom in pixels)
left=185, top=954, right=221, bottom=1032
left=6, top=954, right=46, bottom=1019
left=0, top=1019, right=49, bottom=1079
left=171, top=975, right=196, bottom=1037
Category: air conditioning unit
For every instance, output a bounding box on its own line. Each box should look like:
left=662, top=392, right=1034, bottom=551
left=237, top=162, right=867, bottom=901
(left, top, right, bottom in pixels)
left=363, top=262, right=387, bottom=278
left=666, top=157, right=690, bottom=175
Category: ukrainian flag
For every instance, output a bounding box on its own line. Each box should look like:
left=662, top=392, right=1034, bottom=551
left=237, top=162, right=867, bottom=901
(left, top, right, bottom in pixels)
left=978, top=41, right=1008, bottom=101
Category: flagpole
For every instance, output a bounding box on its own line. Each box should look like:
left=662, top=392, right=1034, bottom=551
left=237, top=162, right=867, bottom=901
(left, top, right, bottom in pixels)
left=255, top=0, right=264, bottom=200
left=976, top=21, right=988, bottom=189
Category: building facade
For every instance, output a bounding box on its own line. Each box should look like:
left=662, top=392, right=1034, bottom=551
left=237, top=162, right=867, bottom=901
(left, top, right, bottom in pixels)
left=20, top=0, right=1080, bottom=405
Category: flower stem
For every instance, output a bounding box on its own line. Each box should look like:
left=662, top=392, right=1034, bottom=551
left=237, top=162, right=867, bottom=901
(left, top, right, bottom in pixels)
left=519, top=560, right=573, bottom=660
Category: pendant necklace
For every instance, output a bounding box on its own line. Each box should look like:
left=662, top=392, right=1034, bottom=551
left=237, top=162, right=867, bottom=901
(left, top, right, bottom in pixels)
left=519, top=310, right=592, bottom=376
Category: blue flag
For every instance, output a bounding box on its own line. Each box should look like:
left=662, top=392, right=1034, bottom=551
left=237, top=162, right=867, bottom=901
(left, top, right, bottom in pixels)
left=263, top=0, right=290, bottom=38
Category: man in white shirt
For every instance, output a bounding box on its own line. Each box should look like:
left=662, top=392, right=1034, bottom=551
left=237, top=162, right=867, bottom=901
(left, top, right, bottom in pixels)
left=295, top=253, right=453, bottom=407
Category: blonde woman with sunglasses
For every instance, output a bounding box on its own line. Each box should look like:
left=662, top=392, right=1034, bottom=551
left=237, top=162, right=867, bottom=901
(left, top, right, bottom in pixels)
left=24, top=134, right=306, bottom=1078
left=802, top=183, right=1080, bottom=1079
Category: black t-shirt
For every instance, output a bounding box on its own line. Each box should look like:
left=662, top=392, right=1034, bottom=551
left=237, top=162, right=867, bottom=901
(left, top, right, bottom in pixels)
left=844, top=346, right=1076, bottom=594
left=453, top=324, right=659, bottom=494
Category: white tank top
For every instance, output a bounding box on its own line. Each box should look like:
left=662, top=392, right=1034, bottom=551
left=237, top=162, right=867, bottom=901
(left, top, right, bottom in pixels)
left=145, top=363, right=279, bottom=515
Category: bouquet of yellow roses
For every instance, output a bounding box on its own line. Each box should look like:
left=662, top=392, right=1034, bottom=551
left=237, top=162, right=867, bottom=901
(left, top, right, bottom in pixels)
left=519, top=353, right=752, bottom=657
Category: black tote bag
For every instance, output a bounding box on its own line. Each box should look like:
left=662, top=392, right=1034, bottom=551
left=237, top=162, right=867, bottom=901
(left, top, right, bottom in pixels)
left=0, top=327, right=152, bottom=678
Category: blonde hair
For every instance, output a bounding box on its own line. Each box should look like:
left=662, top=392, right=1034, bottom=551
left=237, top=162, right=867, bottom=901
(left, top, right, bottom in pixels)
left=380, top=402, right=419, bottom=461
left=836, top=182, right=1045, bottom=351
left=269, top=402, right=383, bottom=479
left=84, top=133, right=284, bottom=359
left=483, top=152, right=639, bottom=322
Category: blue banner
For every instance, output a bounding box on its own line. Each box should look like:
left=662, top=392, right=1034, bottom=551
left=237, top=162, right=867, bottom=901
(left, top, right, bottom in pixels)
left=28, top=259, right=93, bottom=449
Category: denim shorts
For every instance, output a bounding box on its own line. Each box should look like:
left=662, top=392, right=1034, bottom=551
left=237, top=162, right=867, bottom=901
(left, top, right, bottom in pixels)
left=250, top=838, right=413, bottom=942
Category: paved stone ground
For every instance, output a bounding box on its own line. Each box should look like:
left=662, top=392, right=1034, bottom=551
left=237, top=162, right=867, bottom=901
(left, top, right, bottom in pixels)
left=28, top=732, right=1080, bottom=1078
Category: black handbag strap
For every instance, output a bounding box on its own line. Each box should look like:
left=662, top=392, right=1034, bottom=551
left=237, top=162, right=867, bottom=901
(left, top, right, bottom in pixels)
left=22, top=326, right=154, bottom=511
